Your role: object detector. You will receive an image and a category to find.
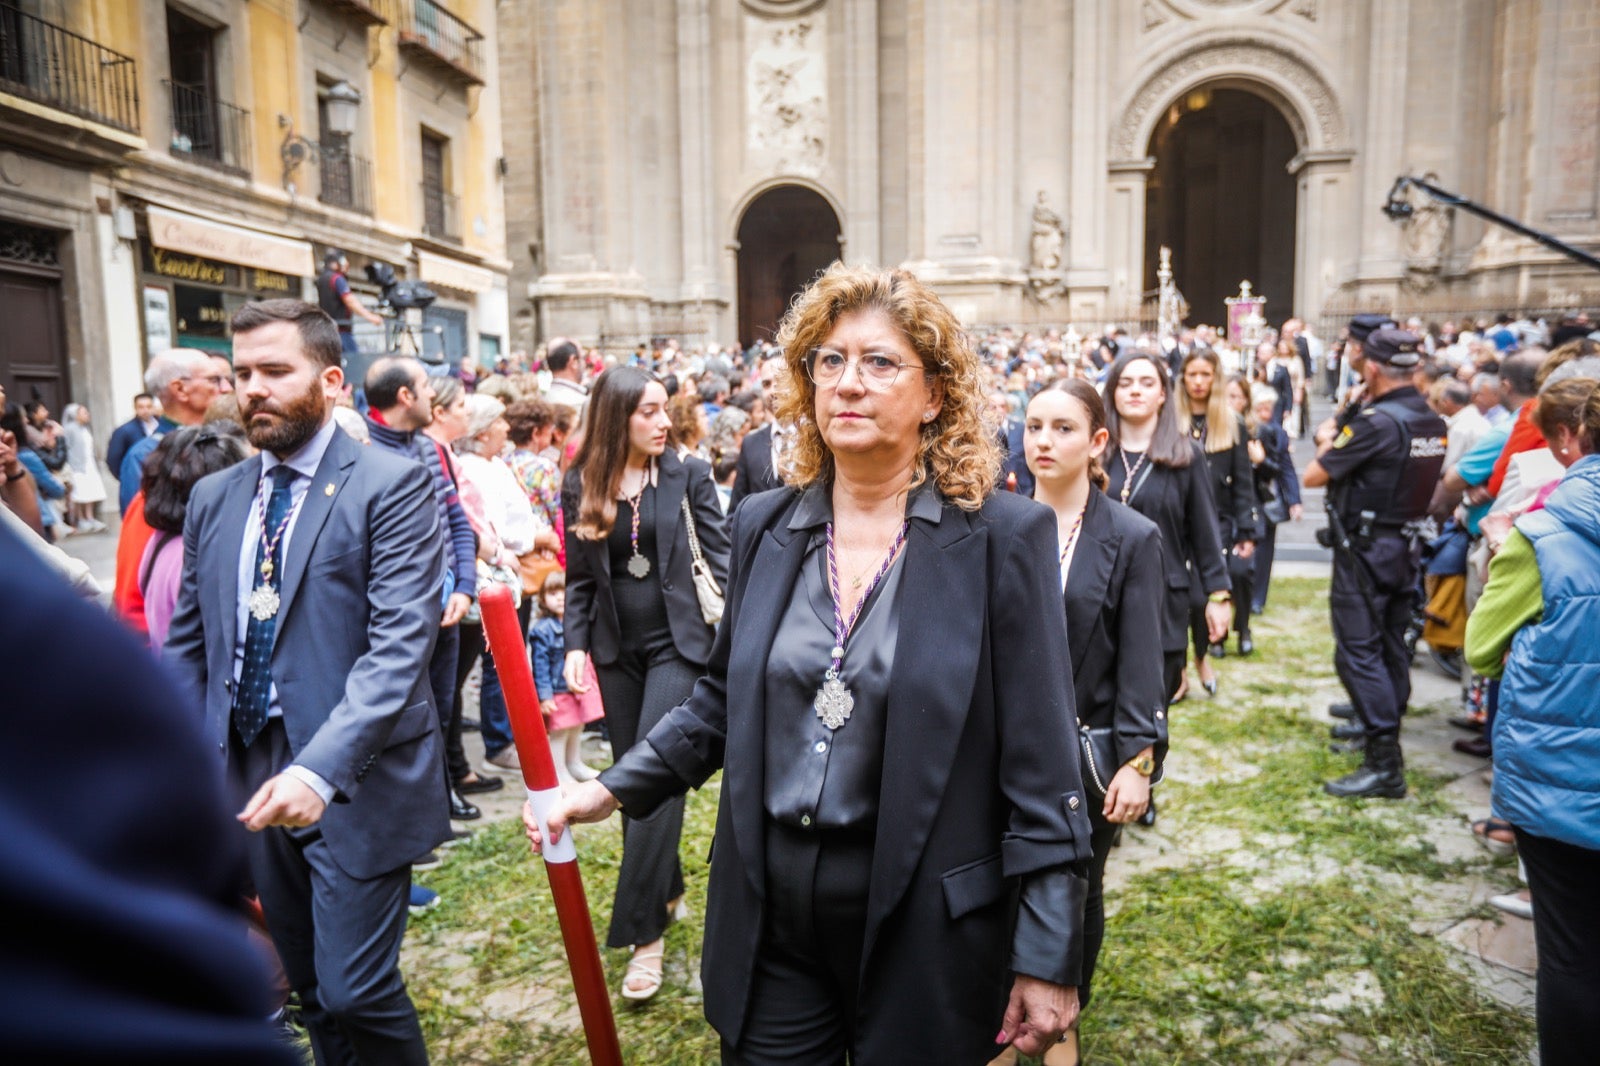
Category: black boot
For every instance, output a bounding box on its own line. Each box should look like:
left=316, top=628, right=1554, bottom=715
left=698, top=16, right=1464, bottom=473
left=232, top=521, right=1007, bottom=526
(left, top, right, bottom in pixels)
left=449, top=788, right=482, bottom=821
left=1328, top=702, right=1356, bottom=720
left=1329, top=720, right=1367, bottom=740
left=1324, top=732, right=1407, bottom=799
left=1237, top=632, right=1254, bottom=656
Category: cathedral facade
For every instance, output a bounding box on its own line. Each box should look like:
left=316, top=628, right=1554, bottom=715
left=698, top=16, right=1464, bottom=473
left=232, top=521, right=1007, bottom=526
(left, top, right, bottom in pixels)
left=500, top=0, right=1600, bottom=350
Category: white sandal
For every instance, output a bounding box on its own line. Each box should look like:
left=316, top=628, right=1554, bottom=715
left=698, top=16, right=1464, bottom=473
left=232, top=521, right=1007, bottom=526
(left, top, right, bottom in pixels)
left=620, top=948, right=665, bottom=1001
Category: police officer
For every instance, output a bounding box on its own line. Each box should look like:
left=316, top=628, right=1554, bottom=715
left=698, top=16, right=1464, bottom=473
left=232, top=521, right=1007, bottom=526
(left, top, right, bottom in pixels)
left=315, top=249, right=384, bottom=359
left=1304, top=328, right=1448, bottom=799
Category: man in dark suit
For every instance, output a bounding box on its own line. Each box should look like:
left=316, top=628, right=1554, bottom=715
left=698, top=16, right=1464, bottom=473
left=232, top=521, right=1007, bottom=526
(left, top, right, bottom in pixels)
left=166, top=299, right=449, bottom=1066
left=105, top=391, right=159, bottom=482
left=729, top=353, right=791, bottom=508
left=0, top=522, right=294, bottom=1064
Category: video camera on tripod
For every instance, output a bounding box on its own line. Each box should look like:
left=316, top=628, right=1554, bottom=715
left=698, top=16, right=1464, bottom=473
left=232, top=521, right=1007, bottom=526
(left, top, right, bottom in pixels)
left=363, top=262, right=443, bottom=364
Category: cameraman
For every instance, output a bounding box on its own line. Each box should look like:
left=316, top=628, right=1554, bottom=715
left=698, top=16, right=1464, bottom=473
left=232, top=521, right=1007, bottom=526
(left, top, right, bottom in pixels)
left=1304, top=329, right=1448, bottom=799
left=316, top=250, right=383, bottom=357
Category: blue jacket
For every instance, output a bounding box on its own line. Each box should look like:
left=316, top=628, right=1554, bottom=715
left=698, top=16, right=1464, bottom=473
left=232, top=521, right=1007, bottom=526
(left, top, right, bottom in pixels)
left=529, top=615, right=569, bottom=701
left=364, top=415, right=476, bottom=601
left=1492, top=453, right=1600, bottom=850
left=18, top=448, right=64, bottom=527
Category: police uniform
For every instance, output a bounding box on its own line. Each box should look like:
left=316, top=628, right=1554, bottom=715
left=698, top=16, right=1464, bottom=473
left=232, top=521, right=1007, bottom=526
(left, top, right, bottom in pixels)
left=315, top=253, right=359, bottom=356
left=1316, top=329, right=1447, bottom=798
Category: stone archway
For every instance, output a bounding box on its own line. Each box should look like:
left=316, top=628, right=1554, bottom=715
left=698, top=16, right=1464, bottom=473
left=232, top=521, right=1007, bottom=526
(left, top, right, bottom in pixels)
left=1144, top=87, right=1299, bottom=325
left=734, top=184, right=841, bottom=347
left=1107, top=36, right=1353, bottom=323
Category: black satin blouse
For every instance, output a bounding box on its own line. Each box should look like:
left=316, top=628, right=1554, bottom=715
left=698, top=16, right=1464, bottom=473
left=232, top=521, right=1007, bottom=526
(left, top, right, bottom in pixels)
left=762, top=525, right=905, bottom=832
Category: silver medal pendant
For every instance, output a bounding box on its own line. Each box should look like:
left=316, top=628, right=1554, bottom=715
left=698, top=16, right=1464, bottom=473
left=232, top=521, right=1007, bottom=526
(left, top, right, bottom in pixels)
left=627, top=553, right=651, bottom=579
left=814, top=668, right=854, bottom=730
left=248, top=585, right=281, bottom=621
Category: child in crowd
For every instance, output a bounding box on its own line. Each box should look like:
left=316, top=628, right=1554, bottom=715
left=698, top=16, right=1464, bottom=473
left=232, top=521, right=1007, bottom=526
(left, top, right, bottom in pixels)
left=529, top=569, right=605, bottom=783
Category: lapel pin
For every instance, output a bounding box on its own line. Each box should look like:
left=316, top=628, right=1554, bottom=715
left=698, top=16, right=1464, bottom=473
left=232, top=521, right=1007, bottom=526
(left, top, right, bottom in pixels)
left=324, top=483, right=335, bottom=497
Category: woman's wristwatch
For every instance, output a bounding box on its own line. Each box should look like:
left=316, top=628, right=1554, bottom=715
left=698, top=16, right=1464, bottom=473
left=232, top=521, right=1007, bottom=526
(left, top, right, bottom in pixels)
left=1126, top=753, right=1156, bottom=776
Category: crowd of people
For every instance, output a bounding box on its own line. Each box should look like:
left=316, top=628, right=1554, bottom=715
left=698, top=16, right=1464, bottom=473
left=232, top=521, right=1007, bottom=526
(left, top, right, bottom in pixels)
left=2, top=272, right=1597, bottom=1065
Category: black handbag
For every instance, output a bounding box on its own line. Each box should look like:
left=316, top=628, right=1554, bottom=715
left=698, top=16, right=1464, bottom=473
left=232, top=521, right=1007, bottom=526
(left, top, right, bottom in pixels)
left=1262, top=493, right=1290, bottom=526
left=1078, top=724, right=1162, bottom=801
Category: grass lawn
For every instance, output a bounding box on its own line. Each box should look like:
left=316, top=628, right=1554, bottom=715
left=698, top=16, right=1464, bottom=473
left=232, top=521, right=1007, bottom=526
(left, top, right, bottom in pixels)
left=401, top=577, right=1534, bottom=1064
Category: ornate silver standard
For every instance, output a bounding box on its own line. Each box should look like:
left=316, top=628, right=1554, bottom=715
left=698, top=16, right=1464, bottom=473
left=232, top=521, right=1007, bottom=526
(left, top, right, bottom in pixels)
left=623, top=460, right=654, bottom=579
left=814, top=520, right=908, bottom=730
left=249, top=471, right=302, bottom=621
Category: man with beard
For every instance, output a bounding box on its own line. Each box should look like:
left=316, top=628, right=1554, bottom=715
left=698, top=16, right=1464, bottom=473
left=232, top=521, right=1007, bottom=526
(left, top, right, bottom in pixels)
left=166, top=300, right=449, bottom=1066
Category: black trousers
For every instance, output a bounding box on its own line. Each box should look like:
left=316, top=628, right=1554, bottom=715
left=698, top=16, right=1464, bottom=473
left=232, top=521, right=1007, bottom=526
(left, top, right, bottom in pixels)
left=428, top=622, right=461, bottom=786
left=1514, top=828, right=1600, bottom=1065
left=1079, top=810, right=1122, bottom=1014
left=723, top=821, right=874, bottom=1065
left=1330, top=536, right=1416, bottom=734
left=1251, top=522, right=1279, bottom=611
left=593, top=644, right=699, bottom=947
left=235, top=721, right=426, bottom=1066
left=446, top=623, right=485, bottom=783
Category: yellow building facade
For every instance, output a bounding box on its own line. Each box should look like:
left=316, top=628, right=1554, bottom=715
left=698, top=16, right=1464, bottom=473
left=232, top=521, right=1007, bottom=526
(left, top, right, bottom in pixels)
left=0, top=0, right=509, bottom=422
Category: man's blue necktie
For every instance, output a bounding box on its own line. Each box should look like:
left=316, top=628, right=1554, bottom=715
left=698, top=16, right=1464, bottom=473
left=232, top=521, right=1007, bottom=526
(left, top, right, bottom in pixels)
left=233, top=466, right=297, bottom=746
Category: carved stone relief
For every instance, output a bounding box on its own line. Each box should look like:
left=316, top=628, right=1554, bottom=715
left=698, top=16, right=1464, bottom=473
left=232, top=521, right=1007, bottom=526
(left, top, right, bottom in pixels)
left=745, top=10, right=827, bottom=178
left=1399, top=172, right=1452, bottom=291
left=1026, top=190, right=1067, bottom=304
left=1110, top=38, right=1348, bottom=159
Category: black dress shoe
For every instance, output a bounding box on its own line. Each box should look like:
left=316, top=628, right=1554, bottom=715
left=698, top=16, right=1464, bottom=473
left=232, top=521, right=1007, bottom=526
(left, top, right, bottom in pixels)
left=1330, top=720, right=1367, bottom=740
left=449, top=791, right=482, bottom=821
left=1208, top=642, right=1227, bottom=660
left=1201, top=677, right=1218, bottom=697
left=1237, top=634, right=1255, bottom=656
left=1328, top=702, right=1356, bottom=720
left=454, top=772, right=504, bottom=794
left=1453, top=736, right=1492, bottom=759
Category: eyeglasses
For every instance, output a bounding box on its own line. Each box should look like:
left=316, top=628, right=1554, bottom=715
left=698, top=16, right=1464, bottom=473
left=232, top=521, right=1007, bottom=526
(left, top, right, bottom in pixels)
left=805, top=349, right=926, bottom=390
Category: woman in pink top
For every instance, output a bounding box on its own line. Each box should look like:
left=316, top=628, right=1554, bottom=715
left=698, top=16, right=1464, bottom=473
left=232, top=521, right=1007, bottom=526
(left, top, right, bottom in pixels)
left=138, top=422, right=251, bottom=649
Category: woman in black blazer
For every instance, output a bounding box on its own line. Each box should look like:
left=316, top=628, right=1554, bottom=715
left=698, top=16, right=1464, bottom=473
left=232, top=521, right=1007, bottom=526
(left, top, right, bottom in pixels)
left=560, top=366, right=730, bottom=1000
left=1024, top=378, right=1166, bottom=1064
left=1232, top=378, right=1303, bottom=616
left=532, top=265, right=1092, bottom=1063
left=1180, top=350, right=1260, bottom=670
left=1101, top=350, right=1231, bottom=702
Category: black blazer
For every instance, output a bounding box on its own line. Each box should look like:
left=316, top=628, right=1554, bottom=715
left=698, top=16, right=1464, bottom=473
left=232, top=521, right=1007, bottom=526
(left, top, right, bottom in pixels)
left=1200, top=417, right=1260, bottom=546
left=562, top=448, right=730, bottom=667
left=728, top=423, right=782, bottom=508
left=1251, top=421, right=1302, bottom=522
left=1063, top=488, right=1169, bottom=769
left=1106, top=441, right=1230, bottom=652
left=601, top=487, right=1094, bottom=1062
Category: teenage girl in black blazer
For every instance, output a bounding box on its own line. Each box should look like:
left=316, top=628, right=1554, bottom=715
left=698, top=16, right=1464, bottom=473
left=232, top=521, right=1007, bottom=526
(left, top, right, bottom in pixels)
left=1180, top=349, right=1259, bottom=673
left=1100, top=350, right=1231, bottom=702
left=1025, top=377, right=1167, bottom=1065
left=561, top=366, right=730, bottom=1000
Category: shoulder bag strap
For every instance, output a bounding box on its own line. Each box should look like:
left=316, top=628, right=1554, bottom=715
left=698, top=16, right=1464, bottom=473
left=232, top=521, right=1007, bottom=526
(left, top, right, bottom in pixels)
left=139, top=531, right=178, bottom=597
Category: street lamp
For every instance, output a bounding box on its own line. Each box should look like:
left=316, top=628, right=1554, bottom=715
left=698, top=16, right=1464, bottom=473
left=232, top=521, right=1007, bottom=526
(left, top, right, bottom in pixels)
left=280, top=81, right=362, bottom=193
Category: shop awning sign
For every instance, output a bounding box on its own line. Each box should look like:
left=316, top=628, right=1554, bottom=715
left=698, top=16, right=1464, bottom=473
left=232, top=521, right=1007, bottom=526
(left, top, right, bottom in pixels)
left=147, top=206, right=315, bottom=279
left=417, top=249, right=494, bottom=294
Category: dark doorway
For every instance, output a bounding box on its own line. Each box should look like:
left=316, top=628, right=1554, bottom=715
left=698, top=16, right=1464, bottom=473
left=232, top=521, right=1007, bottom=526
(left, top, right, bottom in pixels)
left=736, top=186, right=841, bottom=347
left=1144, top=87, right=1298, bottom=328
left=0, top=220, right=69, bottom=417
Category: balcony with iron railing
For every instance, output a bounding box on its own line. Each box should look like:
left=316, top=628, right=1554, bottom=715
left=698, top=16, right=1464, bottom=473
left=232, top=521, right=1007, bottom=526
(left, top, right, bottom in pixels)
left=395, top=0, right=485, bottom=87
left=0, top=1, right=139, bottom=134
left=164, top=78, right=251, bottom=176
left=420, top=180, right=459, bottom=242
left=319, top=143, right=373, bottom=215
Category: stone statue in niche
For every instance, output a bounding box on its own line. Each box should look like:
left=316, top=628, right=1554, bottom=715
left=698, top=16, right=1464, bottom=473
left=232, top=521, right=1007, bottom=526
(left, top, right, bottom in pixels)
left=1029, top=191, right=1065, bottom=271
left=1400, top=172, right=1451, bottom=291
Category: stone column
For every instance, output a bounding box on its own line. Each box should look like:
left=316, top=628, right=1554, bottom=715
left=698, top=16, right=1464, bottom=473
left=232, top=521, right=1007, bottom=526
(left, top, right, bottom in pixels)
left=1290, top=150, right=1356, bottom=326
left=841, top=0, right=880, bottom=266
left=1104, top=158, right=1153, bottom=322
left=1066, top=0, right=1110, bottom=319
left=676, top=0, right=720, bottom=314
left=1353, top=0, right=1411, bottom=289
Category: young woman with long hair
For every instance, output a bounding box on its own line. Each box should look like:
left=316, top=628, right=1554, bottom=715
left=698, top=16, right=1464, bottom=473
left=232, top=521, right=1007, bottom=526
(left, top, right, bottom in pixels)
left=1229, top=376, right=1302, bottom=617
left=561, top=365, right=730, bottom=1000
left=1023, top=377, right=1166, bottom=1065
left=1101, top=350, right=1231, bottom=703
left=1180, top=350, right=1259, bottom=673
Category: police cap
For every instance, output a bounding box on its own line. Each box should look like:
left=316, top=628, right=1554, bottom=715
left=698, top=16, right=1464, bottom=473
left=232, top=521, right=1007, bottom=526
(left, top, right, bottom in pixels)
left=1364, top=328, right=1423, bottom=368
left=1348, top=313, right=1397, bottom=345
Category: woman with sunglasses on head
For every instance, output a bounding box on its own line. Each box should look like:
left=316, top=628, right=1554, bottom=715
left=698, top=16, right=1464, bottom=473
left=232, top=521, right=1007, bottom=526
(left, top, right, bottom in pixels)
left=560, top=366, right=730, bottom=1001
left=1181, top=350, right=1260, bottom=671
left=1021, top=377, right=1166, bottom=1065
left=1101, top=350, right=1231, bottom=704
left=529, top=265, right=1094, bottom=1064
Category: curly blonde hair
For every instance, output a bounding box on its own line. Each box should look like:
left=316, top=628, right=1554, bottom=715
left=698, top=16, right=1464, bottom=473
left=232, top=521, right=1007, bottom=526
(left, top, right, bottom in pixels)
left=770, top=262, right=1000, bottom=509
